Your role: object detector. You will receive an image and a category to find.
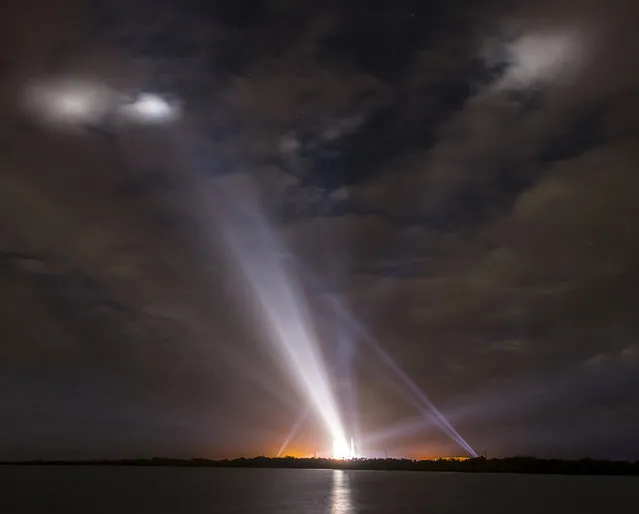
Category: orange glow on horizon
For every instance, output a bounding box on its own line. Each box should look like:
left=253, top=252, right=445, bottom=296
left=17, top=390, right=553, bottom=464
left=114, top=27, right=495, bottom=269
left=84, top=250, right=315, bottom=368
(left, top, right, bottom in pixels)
left=274, top=444, right=318, bottom=459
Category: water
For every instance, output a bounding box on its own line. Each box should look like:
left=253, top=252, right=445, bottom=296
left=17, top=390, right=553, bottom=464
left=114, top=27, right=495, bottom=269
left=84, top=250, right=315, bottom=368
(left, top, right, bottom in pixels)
left=0, top=465, right=636, bottom=513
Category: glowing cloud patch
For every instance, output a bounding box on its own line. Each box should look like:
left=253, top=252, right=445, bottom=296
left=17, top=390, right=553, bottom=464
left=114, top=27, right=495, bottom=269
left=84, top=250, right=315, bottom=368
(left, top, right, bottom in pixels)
left=23, top=78, right=182, bottom=131
left=24, top=78, right=115, bottom=129
left=487, top=28, right=588, bottom=92
left=120, top=93, right=181, bottom=124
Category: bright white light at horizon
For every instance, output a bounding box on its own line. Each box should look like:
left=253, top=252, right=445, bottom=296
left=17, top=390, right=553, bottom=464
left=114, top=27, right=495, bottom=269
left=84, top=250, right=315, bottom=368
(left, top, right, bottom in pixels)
left=333, top=439, right=355, bottom=460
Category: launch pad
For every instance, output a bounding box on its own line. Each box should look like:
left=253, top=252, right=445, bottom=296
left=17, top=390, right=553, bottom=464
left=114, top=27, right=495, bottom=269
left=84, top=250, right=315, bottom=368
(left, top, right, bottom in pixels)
left=333, top=437, right=360, bottom=460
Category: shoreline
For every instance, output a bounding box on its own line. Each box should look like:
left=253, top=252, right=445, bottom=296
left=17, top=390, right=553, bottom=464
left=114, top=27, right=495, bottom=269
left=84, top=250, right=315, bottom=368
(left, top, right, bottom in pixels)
left=2, top=457, right=638, bottom=476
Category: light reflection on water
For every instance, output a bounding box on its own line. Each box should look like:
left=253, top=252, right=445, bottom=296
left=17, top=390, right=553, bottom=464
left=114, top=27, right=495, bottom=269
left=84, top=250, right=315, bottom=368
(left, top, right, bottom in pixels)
left=330, top=470, right=353, bottom=514
left=1, top=466, right=636, bottom=513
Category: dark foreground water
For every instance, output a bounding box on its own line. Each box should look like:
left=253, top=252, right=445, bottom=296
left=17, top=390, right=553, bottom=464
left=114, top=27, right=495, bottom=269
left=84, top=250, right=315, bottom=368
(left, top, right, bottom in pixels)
left=1, top=465, right=636, bottom=513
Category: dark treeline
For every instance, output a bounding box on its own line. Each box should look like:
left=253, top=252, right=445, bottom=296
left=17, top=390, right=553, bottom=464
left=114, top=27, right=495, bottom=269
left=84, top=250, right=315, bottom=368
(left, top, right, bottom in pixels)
left=2, top=456, right=638, bottom=476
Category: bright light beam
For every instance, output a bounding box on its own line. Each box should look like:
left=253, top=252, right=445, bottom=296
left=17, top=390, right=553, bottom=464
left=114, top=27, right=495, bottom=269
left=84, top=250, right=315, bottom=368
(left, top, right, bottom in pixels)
left=297, top=264, right=476, bottom=456
left=372, top=339, right=477, bottom=456
left=326, top=296, right=478, bottom=457
left=201, top=174, right=349, bottom=457
left=336, top=333, right=362, bottom=444
left=163, top=120, right=464, bottom=460
left=276, top=342, right=362, bottom=458
left=154, top=126, right=349, bottom=459
left=277, top=406, right=310, bottom=457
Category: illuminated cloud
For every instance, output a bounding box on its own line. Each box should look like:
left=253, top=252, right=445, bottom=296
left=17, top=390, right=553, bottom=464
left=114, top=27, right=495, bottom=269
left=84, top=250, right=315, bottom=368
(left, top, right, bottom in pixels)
left=119, top=93, right=181, bottom=124
left=487, top=28, right=588, bottom=92
left=4, top=0, right=638, bottom=462
left=24, top=78, right=116, bottom=130
left=23, top=79, right=181, bottom=130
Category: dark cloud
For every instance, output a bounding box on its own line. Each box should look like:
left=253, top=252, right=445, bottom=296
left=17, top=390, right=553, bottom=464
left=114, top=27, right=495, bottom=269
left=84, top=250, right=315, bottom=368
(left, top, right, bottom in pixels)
left=1, top=0, right=638, bottom=460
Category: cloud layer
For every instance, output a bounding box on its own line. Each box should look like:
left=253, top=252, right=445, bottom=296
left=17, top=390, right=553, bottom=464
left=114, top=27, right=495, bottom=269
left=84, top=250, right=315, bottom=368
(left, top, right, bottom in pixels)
left=1, top=0, right=638, bottom=459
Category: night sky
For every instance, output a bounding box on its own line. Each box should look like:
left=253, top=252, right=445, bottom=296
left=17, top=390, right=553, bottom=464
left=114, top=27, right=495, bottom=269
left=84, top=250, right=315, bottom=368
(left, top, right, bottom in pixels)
left=1, top=0, right=638, bottom=461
